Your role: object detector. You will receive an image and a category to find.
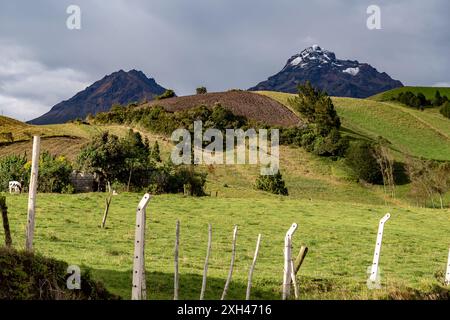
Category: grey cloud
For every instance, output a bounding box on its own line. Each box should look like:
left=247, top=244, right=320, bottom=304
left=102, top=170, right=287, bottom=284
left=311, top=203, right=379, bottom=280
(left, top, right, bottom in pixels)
left=0, top=0, right=449, bottom=121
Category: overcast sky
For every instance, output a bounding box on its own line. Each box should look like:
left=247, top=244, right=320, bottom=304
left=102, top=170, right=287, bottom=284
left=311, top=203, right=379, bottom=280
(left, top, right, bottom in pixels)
left=0, top=0, right=449, bottom=121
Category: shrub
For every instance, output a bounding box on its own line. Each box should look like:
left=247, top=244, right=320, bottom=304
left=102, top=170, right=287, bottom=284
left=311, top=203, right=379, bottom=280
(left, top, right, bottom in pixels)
left=156, top=89, right=176, bottom=100
left=255, top=171, right=288, bottom=195
left=440, top=101, right=450, bottom=119
left=196, top=86, right=207, bottom=94
left=0, top=247, right=119, bottom=300
left=345, top=141, right=382, bottom=184
left=37, top=152, right=73, bottom=193
left=0, top=154, right=28, bottom=192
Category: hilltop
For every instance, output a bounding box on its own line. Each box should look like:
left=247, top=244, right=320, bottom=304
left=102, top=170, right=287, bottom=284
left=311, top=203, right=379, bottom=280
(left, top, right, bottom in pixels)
left=145, top=90, right=300, bottom=127
left=370, top=86, right=450, bottom=101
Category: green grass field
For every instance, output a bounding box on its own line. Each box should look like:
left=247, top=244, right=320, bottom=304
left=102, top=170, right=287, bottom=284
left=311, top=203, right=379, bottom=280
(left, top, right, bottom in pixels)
left=1, top=192, right=449, bottom=300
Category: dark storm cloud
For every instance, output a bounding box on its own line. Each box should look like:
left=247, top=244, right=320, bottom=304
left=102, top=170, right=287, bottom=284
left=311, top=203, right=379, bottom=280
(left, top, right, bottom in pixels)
left=0, top=0, right=449, bottom=120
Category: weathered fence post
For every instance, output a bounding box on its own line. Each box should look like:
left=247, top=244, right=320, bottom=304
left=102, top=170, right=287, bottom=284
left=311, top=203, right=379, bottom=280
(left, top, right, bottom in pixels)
left=25, top=136, right=40, bottom=251
left=445, top=247, right=450, bottom=286
left=131, top=193, right=151, bottom=300
left=246, top=233, right=261, bottom=300
left=282, top=223, right=298, bottom=300
left=0, top=196, right=12, bottom=247
left=221, top=225, right=238, bottom=300
left=294, top=246, right=308, bottom=275
left=174, top=220, right=180, bottom=300
left=200, top=223, right=212, bottom=300
left=368, top=213, right=390, bottom=285
left=101, top=188, right=113, bottom=229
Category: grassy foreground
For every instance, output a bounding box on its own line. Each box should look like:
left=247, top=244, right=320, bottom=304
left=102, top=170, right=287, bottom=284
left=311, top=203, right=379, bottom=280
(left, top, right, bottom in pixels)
left=1, top=192, right=449, bottom=299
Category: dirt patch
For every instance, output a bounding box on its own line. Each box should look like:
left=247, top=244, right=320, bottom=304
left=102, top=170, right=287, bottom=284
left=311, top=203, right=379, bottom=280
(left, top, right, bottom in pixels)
left=145, top=90, right=301, bottom=127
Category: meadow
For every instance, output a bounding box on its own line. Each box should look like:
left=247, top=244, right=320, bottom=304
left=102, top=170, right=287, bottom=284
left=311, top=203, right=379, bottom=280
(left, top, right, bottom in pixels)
left=1, top=192, right=449, bottom=300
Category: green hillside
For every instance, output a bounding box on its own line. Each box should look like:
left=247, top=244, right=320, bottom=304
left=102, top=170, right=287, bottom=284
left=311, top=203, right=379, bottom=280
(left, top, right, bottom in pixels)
left=369, top=86, right=450, bottom=102
left=257, top=91, right=450, bottom=161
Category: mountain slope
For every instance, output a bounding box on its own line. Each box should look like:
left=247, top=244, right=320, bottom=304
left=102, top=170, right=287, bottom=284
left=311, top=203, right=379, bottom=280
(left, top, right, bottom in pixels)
left=28, top=69, right=168, bottom=125
left=249, top=45, right=403, bottom=98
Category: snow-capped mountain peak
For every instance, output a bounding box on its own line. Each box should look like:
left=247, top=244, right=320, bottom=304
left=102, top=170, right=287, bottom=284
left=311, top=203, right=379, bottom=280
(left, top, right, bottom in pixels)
left=249, top=45, right=403, bottom=98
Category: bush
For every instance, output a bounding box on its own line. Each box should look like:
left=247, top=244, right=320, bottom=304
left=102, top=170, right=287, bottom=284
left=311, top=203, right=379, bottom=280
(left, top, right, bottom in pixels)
left=148, top=164, right=207, bottom=196
left=0, top=247, right=119, bottom=300
left=36, top=152, right=73, bottom=193
left=0, top=154, right=28, bottom=192
left=196, top=86, right=207, bottom=95
left=345, top=141, right=382, bottom=184
left=440, top=101, right=450, bottom=119
left=255, top=171, right=288, bottom=195
left=156, top=89, right=176, bottom=100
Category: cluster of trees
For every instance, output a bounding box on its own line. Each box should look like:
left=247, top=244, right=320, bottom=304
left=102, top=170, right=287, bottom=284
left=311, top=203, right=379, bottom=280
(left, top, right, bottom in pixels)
left=77, top=130, right=207, bottom=196
left=0, top=152, right=74, bottom=193
left=93, top=103, right=251, bottom=136
left=406, top=159, right=450, bottom=209
left=282, top=82, right=348, bottom=157
left=394, top=90, right=449, bottom=110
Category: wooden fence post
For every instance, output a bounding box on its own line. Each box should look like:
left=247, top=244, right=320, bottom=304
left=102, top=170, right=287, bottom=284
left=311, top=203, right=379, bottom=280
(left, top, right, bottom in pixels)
left=200, top=223, right=212, bottom=300
left=221, top=225, right=238, bottom=300
left=294, top=246, right=308, bottom=275
left=101, top=189, right=113, bottom=229
left=131, top=193, right=151, bottom=300
left=246, top=233, right=261, bottom=300
left=282, top=223, right=297, bottom=300
left=0, top=196, right=12, bottom=247
left=445, top=247, right=450, bottom=286
left=25, top=136, right=40, bottom=251
left=174, top=220, right=180, bottom=300
left=368, top=213, right=390, bottom=285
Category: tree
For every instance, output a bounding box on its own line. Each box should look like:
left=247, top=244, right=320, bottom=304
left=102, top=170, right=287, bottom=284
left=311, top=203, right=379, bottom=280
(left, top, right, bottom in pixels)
left=150, top=141, right=161, bottom=163
left=196, top=87, right=207, bottom=95
left=372, top=143, right=396, bottom=198
left=122, top=129, right=151, bottom=191
left=255, top=171, right=288, bottom=195
left=288, top=81, right=345, bottom=156
left=345, top=141, right=382, bottom=184
left=77, top=132, right=128, bottom=186
left=433, top=90, right=443, bottom=106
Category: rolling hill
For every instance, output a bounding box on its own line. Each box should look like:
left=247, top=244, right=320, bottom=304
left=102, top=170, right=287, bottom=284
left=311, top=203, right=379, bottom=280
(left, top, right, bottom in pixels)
left=370, top=86, right=450, bottom=101
left=257, top=91, right=450, bottom=161
left=144, top=90, right=300, bottom=127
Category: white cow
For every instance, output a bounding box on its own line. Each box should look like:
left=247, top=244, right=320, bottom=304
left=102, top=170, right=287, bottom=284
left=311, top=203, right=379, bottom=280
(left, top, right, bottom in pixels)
left=8, top=181, right=22, bottom=194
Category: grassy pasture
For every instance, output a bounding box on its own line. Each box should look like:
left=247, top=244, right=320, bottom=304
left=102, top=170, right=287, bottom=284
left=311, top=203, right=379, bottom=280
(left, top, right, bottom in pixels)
left=1, top=192, right=449, bottom=299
